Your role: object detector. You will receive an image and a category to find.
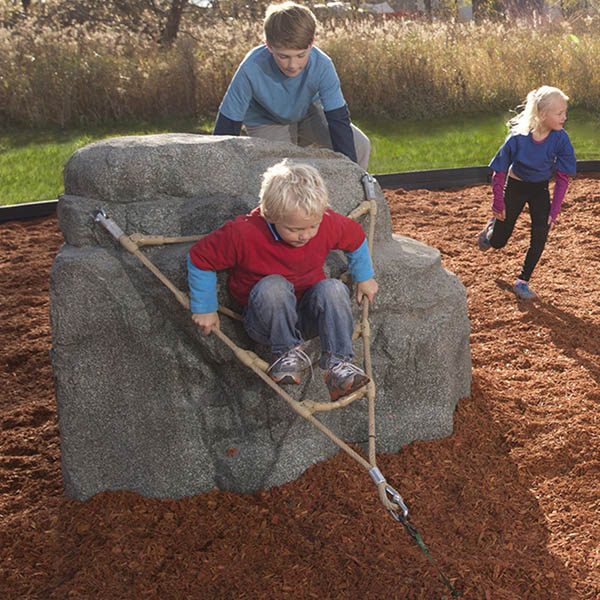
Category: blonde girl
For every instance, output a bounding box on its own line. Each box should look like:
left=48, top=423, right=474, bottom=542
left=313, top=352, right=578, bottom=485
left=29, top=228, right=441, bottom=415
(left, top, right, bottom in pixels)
left=478, top=86, right=576, bottom=299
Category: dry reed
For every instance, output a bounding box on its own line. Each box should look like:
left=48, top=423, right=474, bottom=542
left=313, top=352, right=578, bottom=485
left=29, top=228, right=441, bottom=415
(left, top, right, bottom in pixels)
left=2, top=16, right=600, bottom=128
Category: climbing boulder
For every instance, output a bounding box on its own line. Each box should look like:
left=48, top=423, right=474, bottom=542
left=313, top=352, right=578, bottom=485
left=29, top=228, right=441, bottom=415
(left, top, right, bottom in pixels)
left=51, top=134, right=471, bottom=500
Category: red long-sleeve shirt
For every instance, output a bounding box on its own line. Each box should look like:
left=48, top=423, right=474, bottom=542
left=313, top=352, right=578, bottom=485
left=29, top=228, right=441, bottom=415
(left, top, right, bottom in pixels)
left=189, top=207, right=366, bottom=307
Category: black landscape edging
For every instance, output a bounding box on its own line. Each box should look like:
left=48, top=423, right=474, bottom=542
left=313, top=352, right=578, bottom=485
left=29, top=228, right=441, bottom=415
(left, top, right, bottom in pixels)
left=375, top=166, right=490, bottom=190
left=2, top=160, right=600, bottom=223
left=0, top=199, right=60, bottom=223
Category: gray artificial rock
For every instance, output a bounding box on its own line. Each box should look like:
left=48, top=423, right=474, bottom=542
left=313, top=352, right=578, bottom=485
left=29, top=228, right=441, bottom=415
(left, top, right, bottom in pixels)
left=51, top=134, right=471, bottom=500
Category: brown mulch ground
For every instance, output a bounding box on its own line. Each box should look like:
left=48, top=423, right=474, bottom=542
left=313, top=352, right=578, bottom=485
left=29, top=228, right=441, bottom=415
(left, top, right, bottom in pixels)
left=1, top=179, right=598, bottom=599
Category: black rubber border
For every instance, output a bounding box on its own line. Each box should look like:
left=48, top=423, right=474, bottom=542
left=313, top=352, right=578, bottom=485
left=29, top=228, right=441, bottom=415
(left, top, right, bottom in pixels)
left=2, top=160, right=600, bottom=223
left=0, top=199, right=60, bottom=223
left=375, top=160, right=600, bottom=190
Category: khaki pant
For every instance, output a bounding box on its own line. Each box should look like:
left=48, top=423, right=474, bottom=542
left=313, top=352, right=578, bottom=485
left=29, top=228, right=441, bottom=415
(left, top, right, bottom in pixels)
left=246, top=104, right=371, bottom=171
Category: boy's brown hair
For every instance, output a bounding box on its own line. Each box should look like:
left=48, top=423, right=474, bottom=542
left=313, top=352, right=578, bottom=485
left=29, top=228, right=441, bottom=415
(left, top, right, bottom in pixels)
left=264, top=2, right=317, bottom=50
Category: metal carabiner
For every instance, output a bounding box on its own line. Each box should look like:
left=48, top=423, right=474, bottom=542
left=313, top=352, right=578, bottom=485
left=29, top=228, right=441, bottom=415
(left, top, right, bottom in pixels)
left=385, top=483, right=409, bottom=520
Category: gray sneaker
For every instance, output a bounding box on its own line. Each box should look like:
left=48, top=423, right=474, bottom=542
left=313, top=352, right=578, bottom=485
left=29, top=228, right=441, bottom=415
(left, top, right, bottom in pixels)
left=267, top=346, right=311, bottom=385
left=324, top=361, right=370, bottom=401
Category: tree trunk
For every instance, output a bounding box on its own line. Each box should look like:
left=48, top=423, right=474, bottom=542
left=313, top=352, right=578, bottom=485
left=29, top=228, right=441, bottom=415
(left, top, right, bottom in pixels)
left=424, top=0, right=433, bottom=21
left=160, top=0, right=187, bottom=46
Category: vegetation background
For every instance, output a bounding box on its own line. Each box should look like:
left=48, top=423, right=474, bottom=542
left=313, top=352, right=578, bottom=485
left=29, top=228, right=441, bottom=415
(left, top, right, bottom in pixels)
left=1, top=0, right=600, bottom=203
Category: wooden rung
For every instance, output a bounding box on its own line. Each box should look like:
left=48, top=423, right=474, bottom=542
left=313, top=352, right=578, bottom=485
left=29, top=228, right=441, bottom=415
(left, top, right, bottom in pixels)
left=300, top=385, right=368, bottom=413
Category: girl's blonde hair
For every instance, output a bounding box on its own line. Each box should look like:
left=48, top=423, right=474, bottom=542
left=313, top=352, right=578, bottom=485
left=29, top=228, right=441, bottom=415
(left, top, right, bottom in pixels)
left=508, top=85, right=569, bottom=135
left=259, top=160, right=329, bottom=222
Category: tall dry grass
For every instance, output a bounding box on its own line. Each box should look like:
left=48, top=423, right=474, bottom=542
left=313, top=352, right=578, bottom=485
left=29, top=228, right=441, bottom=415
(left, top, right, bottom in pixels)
left=324, top=17, right=600, bottom=119
left=2, top=16, right=600, bottom=128
left=0, top=23, right=243, bottom=128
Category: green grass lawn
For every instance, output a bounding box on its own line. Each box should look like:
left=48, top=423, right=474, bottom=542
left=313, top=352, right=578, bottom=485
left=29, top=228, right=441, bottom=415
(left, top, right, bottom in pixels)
left=0, top=118, right=212, bottom=206
left=2, top=110, right=599, bottom=206
left=358, top=108, right=600, bottom=173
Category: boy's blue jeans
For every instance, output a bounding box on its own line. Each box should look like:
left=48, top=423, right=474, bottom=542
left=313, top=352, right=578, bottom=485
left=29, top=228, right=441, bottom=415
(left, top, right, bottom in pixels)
left=243, top=275, right=354, bottom=369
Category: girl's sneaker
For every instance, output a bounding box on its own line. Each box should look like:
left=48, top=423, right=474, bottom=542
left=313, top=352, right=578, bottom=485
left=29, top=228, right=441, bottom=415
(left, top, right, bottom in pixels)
left=477, top=218, right=496, bottom=251
left=513, top=280, right=537, bottom=300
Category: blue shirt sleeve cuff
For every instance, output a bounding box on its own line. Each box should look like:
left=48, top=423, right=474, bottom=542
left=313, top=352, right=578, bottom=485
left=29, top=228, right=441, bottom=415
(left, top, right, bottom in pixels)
left=213, top=112, right=242, bottom=136
left=324, top=105, right=358, bottom=163
left=345, top=239, right=374, bottom=282
left=187, top=256, right=219, bottom=313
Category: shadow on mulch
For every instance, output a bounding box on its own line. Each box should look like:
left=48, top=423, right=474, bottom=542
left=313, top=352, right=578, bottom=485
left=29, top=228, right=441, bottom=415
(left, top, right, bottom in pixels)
left=521, top=301, right=600, bottom=387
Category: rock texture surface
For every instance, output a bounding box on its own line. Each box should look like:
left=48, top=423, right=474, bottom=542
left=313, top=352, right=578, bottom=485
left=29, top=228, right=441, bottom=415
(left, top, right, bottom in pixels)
left=50, top=134, right=471, bottom=500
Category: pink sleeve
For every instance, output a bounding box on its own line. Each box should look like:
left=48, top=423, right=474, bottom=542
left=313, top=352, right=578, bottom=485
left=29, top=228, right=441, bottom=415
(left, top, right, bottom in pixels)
left=491, top=171, right=506, bottom=213
left=550, top=171, right=570, bottom=223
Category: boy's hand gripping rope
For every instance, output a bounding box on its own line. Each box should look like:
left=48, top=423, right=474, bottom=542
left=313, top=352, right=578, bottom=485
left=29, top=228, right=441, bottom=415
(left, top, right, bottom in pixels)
left=92, top=176, right=460, bottom=597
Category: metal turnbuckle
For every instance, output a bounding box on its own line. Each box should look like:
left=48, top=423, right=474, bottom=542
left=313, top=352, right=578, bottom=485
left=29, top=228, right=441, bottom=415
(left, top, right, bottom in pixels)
left=93, top=208, right=125, bottom=241
left=360, top=173, right=377, bottom=200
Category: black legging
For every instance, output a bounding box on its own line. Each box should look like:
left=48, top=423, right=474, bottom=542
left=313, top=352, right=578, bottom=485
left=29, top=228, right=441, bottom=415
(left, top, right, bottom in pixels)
left=490, top=177, right=550, bottom=281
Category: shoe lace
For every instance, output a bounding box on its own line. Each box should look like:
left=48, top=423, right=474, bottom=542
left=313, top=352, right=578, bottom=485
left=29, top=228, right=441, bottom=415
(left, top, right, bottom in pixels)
left=329, top=361, right=365, bottom=380
left=272, top=347, right=313, bottom=379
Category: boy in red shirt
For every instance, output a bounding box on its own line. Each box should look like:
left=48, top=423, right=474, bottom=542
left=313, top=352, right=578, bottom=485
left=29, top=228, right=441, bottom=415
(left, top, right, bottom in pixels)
left=187, top=160, right=378, bottom=400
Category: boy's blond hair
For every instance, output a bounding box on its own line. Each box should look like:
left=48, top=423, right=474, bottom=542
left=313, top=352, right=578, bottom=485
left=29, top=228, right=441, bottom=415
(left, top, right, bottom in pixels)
left=259, top=160, right=329, bottom=223
left=264, top=2, right=317, bottom=50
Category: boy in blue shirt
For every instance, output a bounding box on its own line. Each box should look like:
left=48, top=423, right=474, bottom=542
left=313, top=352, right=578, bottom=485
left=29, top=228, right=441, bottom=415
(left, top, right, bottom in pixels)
left=213, top=2, right=371, bottom=170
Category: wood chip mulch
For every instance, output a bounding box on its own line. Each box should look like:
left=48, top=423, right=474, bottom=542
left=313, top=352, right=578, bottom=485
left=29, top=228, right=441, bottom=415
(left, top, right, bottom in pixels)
left=1, top=178, right=598, bottom=599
